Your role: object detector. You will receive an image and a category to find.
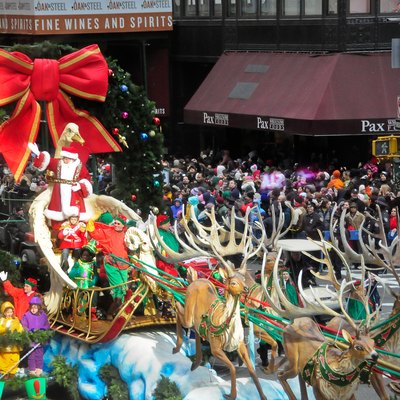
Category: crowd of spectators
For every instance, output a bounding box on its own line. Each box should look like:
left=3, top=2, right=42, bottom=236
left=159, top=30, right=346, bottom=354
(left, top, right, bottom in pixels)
left=159, top=149, right=399, bottom=280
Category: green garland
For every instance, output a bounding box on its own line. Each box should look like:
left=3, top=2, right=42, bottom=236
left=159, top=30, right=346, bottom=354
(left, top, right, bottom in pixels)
left=2, top=41, right=165, bottom=216
left=0, top=329, right=53, bottom=348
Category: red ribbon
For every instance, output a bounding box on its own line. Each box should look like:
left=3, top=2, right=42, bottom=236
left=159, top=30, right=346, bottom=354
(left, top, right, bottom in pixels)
left=0, top=44, right=121, bottom=181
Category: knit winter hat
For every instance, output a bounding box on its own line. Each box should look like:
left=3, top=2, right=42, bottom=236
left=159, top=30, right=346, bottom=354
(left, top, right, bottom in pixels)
left=156, top=214, right=170, bottom=227
left=25, top=278, right=37, bottom=288
left=114, top=214, right=127, bottom=225
left=29, top=296, right=43, bottom=306
left=332, top=170, right=341, bottom=178
left=98, top=211, right=114, bottom=225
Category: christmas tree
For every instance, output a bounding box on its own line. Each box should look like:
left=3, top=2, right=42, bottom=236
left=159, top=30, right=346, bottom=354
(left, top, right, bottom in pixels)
left=0, top=42, right=164, bottom=216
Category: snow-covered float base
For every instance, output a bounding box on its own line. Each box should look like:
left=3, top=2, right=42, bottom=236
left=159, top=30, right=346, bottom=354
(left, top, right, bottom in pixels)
left=43, top=328, right=315, bottom=400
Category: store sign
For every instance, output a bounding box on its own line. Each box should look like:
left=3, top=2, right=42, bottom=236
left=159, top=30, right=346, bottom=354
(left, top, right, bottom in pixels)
left=256, top=116, right=285, bottom=131
left=361, top=119, right=400, bottom=133
left=0, top=0, right=172, bottom=34
left=202, top=112, right=229, bottom=126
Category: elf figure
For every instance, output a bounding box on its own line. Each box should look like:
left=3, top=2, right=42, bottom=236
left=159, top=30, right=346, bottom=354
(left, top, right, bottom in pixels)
left=0, top=301, right=24, bottom=378
left=21, top=296, right=50, bottom=376
left=68, top=239, right=99, bottom=321
left=280, top=269, right=301, bottom=306
left=58, top=215, right=87, bottom=271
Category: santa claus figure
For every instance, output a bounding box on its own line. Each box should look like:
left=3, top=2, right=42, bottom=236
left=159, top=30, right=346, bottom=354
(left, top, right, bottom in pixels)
left=28, top=143, right=93, bottom=224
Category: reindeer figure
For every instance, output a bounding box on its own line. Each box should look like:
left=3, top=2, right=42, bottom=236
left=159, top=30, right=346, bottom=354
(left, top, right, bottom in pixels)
left=173, top=263, right=266, bottom=400
left=166, top=207, right=267, bottom=400
left=279, top=279, right=378, bottom=400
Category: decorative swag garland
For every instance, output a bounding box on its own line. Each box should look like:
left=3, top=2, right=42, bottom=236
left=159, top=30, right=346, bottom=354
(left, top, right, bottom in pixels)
left=0, top=329, right=54, bottom=348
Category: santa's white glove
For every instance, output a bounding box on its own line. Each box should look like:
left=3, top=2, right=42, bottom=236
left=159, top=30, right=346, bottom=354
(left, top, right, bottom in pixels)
left=0, top=271, right=8, bottom=282
left=71, top=183, right=81, bottom=192
left=28, top=142, right=40, bottom=156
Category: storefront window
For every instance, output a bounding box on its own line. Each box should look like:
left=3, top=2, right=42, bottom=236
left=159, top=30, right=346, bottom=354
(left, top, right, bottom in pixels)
left=199, top=0, right=210, bottom=15
left=242, top=0, right=257, bottom=15
left=184, top=0, right=196, bottom=15
left=214, top=0, right=222, bottom=16
left=283, top=0, right=300, bottom=16
left=328, top=0, right=338, bottom=14
left=349, top=0, right=371, bottom=13
left=304, top=0, right=322, bottom=15
left=380, top=0, right=400, bottom=13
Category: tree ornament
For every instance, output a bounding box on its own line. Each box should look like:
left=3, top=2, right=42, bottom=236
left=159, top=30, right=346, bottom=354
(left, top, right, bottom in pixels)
left=120, top=84, right=128, bottom=93
left=121, top=111, right=129, bottom=119
left=153, top=180, right=160, bottom=187
left=108, top=68, right=114, bottom=76
left=152, top=207, right=159, bottom=215
left=140, top=132, right=149, bottom=141
left=153, top=117, right=161, bottom=126
left=112, top=128, right=119, bottom=136
left=131, top=194, right=137, bottom=201
left=149, top=130, right=156, bottom=137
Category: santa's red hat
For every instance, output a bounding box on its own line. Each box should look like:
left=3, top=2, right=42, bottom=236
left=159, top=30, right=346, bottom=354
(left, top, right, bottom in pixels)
left=60, top=146, right=79, bottom=160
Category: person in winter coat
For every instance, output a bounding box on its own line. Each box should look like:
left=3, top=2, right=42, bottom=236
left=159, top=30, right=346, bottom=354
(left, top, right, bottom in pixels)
left=327, top=169, right=344, bottom=190
left=58, top=215, right=87, bottom=271
left=0, top=301, right=24, bottom=377
left=21, top=296, right=50, bottom=376
left=0, top=272, right=38, bottom=320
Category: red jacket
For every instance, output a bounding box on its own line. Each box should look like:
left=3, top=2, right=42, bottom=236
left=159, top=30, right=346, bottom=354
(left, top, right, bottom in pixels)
left=3, top=281, right=37, bottom=320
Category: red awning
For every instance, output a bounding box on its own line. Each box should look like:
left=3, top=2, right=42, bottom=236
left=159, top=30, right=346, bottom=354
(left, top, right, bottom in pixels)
left=184, top=51, right=400, bottom=136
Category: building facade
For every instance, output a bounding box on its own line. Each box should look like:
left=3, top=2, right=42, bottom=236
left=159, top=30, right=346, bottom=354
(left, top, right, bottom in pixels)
left=170, top=0, right=400, bottom=165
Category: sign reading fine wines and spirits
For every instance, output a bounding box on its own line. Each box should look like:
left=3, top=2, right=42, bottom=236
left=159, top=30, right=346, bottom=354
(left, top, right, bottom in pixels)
left=0, top=0, right=173, bottom=34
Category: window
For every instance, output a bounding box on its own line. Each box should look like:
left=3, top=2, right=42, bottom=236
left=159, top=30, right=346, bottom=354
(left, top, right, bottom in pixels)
left=261, top=0, right=277, bottom=15
left=349, top=0, right=371, bottom=13
left=242, top=0, right=257, bottom=15
left=199, top=0, right=210, bottom=15
left=185, top=0, right=196, bottom=16
left=304, top=0, right=322, bottom=15
left=174, top=0, right=181, bottom=17
left=283, top=0, right=300, bottom=16
left=228, top=0, right=237, bottom=16
left=214, top=0, right=222, bottom=16
left=328, top=0, right=338, bottom=14
left=380, top=0, right=400, bottom=13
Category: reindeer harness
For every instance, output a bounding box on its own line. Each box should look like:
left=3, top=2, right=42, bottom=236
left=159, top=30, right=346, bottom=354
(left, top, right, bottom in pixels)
left=199, top=296, right=240, bottom=340
left=302, top=342, right=372, bottom=387
left=374, top=312, right=400, bottom=347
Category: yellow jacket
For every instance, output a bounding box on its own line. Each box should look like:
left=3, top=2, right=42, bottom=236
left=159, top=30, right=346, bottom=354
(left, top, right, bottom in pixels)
left=0, top=316, right=24, bottom=352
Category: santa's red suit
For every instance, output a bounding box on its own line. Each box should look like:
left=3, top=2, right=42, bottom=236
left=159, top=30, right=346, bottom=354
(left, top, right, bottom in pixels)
left=33, top=147, right=93, bottom=222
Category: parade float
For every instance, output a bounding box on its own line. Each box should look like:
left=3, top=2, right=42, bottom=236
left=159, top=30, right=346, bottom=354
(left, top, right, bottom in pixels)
left=0, top=42, right=400, bottom=400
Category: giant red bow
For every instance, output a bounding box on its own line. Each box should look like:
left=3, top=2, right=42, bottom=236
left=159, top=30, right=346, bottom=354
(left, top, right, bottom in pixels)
left=0, top=44, right=121, bottom=181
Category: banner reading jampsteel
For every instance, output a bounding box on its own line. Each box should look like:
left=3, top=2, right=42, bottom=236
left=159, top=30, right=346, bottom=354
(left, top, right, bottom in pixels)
left=0, top=0, right=172, bottom=34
